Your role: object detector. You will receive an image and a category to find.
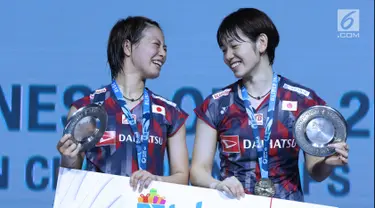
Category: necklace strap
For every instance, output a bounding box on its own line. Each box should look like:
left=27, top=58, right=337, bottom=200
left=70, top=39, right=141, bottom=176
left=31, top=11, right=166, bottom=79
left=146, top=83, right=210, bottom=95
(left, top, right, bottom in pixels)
left=247, top=89, right=271, bottom=100
left=123, top=92, right=144, bottom=102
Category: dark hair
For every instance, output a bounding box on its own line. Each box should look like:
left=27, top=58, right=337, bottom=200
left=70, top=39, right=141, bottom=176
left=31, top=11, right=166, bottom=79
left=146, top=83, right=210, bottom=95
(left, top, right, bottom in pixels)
left=217, top=8, right=280, bottom=65
left=107, top=16, right=161, bottom=79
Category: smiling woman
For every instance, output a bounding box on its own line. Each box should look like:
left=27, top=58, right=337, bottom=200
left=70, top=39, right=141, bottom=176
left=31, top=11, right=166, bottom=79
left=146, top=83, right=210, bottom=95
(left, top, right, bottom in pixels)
left=56, top=16, right=189, bottom=193
left=189, top=8, right=350, bottom=202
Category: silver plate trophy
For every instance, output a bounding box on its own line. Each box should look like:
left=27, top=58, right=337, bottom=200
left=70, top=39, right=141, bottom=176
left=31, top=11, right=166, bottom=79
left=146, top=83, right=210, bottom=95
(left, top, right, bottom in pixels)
left=293, top=105, right=347, bottom=157
left=254, top=178, right=276, bottom=197
left=63, top=104, right=108, bottom=152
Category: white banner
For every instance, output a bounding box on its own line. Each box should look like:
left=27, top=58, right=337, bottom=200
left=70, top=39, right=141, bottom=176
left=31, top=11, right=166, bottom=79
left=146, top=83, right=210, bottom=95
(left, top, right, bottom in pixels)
left=53, top=168, right=337, bottom=208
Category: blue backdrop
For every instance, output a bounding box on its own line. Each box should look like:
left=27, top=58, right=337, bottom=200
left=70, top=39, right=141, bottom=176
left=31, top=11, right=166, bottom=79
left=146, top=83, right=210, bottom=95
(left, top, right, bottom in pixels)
left=0, top=0, right=373, bottom=207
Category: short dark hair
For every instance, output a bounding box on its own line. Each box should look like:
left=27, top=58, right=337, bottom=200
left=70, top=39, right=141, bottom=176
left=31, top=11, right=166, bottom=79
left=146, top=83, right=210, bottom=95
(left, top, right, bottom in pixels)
left=217, top=8, right=280, bottom=65
left=107, top=16, right=161, bottom=79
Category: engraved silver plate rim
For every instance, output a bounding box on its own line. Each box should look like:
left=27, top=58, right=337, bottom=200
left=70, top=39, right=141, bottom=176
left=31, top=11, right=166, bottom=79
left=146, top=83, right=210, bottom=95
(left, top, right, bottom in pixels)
left=293, top=105, right=347, bottom=157
left=63, top=104, right=108, bottom=152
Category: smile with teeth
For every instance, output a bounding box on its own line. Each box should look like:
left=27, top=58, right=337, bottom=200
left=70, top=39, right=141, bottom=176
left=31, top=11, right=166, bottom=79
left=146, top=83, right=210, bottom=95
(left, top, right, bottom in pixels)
left=152, top=60, right=162, bottom=67
left=230, top=61, right=241, bottom=68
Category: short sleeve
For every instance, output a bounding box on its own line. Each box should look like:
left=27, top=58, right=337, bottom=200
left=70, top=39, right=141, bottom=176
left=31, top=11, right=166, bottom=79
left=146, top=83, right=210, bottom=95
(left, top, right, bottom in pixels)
left=194, top=96, right=220, bottom=129
left=71, top=96, right=91, bottom=109
left=304, top=90, right=327, bottom=107
left=313, top=92, right=326, bottom=106
left=294, top=89, right=328, bottom=119
left=71, top=86, right=109, bottom=109
left=166, top=106, right=189, bottom=137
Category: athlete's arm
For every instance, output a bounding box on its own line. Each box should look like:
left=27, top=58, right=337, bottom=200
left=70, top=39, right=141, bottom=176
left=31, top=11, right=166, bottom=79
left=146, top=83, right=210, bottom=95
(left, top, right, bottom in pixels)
left=304, top=153, right=332, bottom=182
left=305, top=141, right=349, bottom=182
left=57, top=106, right=85, bottom=169
left=157, top=124, right=189, bottom=185
left=190, top=118, right=220, bottom=187
left=190, top=119, right=245, bottom=199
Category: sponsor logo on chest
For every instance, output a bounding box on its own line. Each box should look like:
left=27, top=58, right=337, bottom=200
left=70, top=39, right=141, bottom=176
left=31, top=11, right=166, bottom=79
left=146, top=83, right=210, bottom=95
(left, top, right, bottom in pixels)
left=95, top=131, right=164, bottom=147
left=220, top=135, right=240, bottom=153
left=219, top=135, right=297, bottom=153
left=254, top=113, right=263, bottom=125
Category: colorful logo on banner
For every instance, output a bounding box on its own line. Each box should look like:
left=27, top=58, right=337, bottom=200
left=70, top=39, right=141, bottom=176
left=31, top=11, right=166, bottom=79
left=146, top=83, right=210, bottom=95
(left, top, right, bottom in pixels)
left=137, top=189, right=202, bottom=208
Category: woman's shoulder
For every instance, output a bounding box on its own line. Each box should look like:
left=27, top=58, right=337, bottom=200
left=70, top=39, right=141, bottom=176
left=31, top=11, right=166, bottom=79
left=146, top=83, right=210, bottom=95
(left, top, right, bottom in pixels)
left=71, top=85, right=112, bottom=109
